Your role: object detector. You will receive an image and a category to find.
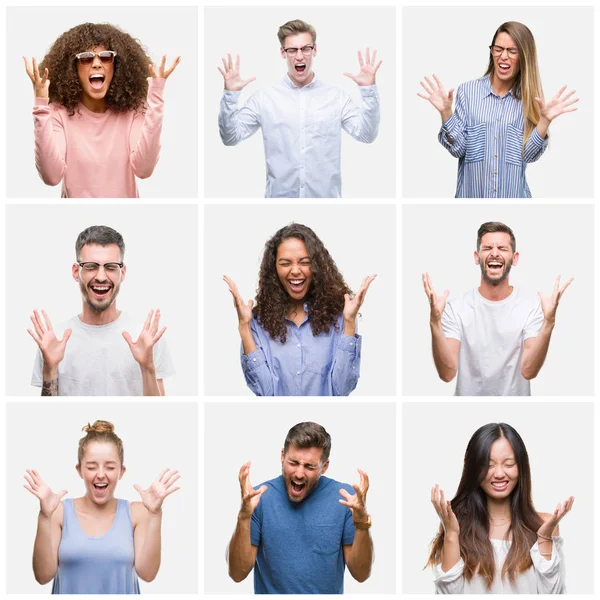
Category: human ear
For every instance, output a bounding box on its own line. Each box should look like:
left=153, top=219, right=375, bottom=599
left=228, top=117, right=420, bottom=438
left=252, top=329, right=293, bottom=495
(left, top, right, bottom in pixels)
left=119, top=465, right=127, bottom=480
left=473, top=250, right=480, bottom=265
left=512, top=251, right=520, bottom=266
left=321, top=459, right=330, bottom=475
left=76, top=464, right=82, bottom=479
left=72, top=263, right=79, bottom=282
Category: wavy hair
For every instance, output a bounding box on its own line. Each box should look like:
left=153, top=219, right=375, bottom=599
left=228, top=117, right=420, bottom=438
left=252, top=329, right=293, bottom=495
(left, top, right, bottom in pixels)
left=39, top=23, right=151, bottom=116
left=253, top=223, right=351, bottom=343
left=484, top=21, right=544, bottom=147
left=427, top=423, right=543, bottom=588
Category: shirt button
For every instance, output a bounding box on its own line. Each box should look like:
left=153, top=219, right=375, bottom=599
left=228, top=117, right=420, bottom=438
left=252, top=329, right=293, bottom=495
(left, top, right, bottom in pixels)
left=350, top=342, right=354, bottom=346
left=493, top=189, right=497, bottom=192
left=297, top=343, right=300, bottom=347
left=296, top=371, right=300, bottom=375
left=252, top=358, right=256, bottom=362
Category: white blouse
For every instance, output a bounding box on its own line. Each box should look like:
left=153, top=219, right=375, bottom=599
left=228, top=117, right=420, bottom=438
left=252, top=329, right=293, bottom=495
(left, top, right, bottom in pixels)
left=433, top=537, right=565, bottom=594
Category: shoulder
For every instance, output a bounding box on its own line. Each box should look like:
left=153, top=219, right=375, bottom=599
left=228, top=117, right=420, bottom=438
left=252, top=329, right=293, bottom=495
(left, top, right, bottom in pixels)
left=447, top=289, right=473, bottom=309
left=512, top=287, right=541, bottom=309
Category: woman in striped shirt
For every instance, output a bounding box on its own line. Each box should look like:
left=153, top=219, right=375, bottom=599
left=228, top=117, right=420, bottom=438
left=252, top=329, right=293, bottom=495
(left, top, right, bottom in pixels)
left=418, top=21, right=578, bottom=198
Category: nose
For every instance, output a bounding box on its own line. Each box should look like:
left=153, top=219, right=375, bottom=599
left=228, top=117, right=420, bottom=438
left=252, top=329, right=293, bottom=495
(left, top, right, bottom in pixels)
left=500, top=48, right=510, bottom=60
left=296, top=465, right=305, bottom=478
left=92, top=54, right=103, bottom=67
left=493, top=464, right=506, bottom=478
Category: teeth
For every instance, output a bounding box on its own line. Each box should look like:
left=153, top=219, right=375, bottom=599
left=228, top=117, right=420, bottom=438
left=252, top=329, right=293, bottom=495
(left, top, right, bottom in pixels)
left=289, top=280, right=303, bottom=285
left=90, top=74, right=104, bottom=79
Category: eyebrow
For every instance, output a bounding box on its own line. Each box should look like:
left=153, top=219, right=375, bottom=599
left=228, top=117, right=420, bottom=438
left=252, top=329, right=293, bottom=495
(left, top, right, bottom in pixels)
left=85, top=460, right=118, bottom=465
left=278, top=256, right=311, bottom=262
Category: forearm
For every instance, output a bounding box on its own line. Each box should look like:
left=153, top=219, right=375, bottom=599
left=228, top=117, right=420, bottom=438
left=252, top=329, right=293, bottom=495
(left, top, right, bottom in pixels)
left=239, top=323, right=257, bottom=355
left=521, top=320, right=554, bottom=380
left=441, top=533, right=461, bottom=572
left=130, top=78, right=165, bottom=179
left=536, top=116, right=551, bottom=140
left=218, top=92, right=259, bottom=146
left=537, top=535, right=553, bottom=561
left=141, top=365, right=162, bottom=396
left=41, top=364, right=58, bottom=396
left=332, top=329, right=361, bottom=396
left=343, top=87, right=380, bottom=143
left=346, top=530, right=373, bottom=583
left=227, top=515, right=255, bottom=582
left=32, top=513, right=57, bottom=584
left=33, top=100, right=66, bottom=186
left=135, top=511, right=162, bottom=582
left=430, top=321, right=457, bottom=382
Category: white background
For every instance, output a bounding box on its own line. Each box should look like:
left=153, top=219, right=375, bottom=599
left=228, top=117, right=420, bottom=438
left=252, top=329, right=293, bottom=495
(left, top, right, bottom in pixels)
left=6, top=6, right=198, bottom=198
left=5, top=204, right=198, bottom=396
left=402, top=6, right=593, bottom=198
left=402, top=402, right=594, bottom=594
left=204, top=6, right=396, bottom=198
left=6, top=401, right=198, bottom=594
left=402, top=204, right=594, bottom=396
left=204, top=401, right=396, bottom=594
left=204, top=203, right=396, bottom=396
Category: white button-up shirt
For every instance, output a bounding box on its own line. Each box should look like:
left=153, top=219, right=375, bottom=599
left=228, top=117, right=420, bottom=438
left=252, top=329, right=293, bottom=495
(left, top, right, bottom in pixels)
left=219, top=74, right=380, bottom=198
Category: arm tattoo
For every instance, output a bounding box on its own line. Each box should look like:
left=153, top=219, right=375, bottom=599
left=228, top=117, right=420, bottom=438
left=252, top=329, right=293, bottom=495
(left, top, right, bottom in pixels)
left=41, top=379, right=58, bottom=396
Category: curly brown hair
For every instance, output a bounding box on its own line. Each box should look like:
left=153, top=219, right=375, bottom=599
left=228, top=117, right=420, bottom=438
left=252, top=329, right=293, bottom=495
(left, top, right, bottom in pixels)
left=254, top=223, right=352, bottom=343
left=39, top=23, right=151, bottom=116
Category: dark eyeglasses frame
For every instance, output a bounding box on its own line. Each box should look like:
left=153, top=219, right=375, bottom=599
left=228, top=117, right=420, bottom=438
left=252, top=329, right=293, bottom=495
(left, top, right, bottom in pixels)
left=75, top=51, right=117, bottom=65
left=78, top=261, right=124, bottom=271
left=282, top=45, right=315, bottom=56
left=489, top=45, right=518, bottom=57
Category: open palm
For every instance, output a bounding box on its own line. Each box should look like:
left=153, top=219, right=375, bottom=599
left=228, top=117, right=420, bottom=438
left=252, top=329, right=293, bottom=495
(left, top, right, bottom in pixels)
left=23, top=469, right=67, bottom=518
left=134, top=468, right=180, bottom=514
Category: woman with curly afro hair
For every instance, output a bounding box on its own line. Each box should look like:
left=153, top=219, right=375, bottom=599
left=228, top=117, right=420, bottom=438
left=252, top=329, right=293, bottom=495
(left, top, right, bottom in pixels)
left=223, top=223, right=376, bottom=396
left=23, top=23, right=180, bottom=198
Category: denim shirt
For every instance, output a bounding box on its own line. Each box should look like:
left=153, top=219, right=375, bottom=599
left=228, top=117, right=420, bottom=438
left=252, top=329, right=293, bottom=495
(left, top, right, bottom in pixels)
left=438, top=75, right=548, bottom=198
left=241, top=311, right=361, bottom=396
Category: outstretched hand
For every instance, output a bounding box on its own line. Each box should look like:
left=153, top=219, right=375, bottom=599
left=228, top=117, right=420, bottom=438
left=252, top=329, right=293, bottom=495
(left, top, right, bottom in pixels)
left=538, top=496, right=574, bottom=539
left=238, top=460, right=267, bottom=519
left=123, top=309, right=167, bottom=369
left=431, top=484, right=460, bottom=537
left=134, top=468, right=181, bottom=514
left=417, top=74, right=454, bottom=119
left=422, top=273, right=449, bottom=323
left=23, top=56, right=50, bottom=99
left=223, top=275, right=254, bottom=326
left=344, top=48, right=382, bottom=86
left=218, top=54, right=256, bottom=92
left=23, top=469, right=67, bottom=518
left=148, top=55, right=181, bottom=79
left=339, top=468, right=369, bottom=522
left=538, top=276, right=573, bottom=323
left=343, top=275, right=377, bottom=324
left=535, top=86, right=578, bottom=123
left=27, top=309, right=72, bottom=370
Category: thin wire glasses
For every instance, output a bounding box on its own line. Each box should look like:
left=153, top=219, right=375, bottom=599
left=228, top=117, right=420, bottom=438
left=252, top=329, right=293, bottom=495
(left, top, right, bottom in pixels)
left=489, top=45, right=518, bottom=58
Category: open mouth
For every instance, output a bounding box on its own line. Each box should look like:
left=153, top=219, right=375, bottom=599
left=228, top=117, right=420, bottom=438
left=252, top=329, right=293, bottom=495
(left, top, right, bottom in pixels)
left=89, top=284, right=112, bottom=299
left=93, top=482, right=108, bottom=492
left=294, top=63, right=306, bottom=74
left=486, top=260, right=504, bottom=274
left=288, top=278, right=306, bottom=294
left=498, top=63, right=511, bottom=75
left=491, top=480, right=509, bottom=491
left=290, top=480, right=306, bottom=496
left=89, top=73, right=105, bottom=91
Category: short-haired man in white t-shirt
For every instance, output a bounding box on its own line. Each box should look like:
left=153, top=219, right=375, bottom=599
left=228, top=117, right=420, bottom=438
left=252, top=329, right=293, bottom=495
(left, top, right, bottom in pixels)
left=28, top=225, right=174, bottom=396
left=422, top=222, right=572, bottom=396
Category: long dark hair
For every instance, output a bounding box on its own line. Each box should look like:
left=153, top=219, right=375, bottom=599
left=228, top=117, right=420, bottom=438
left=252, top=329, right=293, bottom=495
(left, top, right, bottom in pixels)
left=253, top=223, right=351, bottom=343
left=427, top=423, right=542, bottom=588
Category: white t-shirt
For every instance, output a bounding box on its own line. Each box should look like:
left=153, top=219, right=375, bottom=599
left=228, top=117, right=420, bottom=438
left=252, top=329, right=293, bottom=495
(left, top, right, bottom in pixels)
left=441, top=287, right=543, bottom=396
left=31, top=312, right=175, bottom=396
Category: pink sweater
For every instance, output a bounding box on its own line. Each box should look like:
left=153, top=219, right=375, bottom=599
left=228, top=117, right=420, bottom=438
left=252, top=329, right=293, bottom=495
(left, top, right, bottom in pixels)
left=32, top=77, right=166, bottom=198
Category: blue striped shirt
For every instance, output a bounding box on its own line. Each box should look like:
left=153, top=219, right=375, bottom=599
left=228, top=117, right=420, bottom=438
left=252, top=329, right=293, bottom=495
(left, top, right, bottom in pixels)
left=241, top=313, right=361, bottom=396
left=438, top=75, right=548, bottom=198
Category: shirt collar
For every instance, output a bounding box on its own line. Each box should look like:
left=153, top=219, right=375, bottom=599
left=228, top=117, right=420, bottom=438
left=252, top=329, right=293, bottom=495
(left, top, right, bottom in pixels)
left=480, top=74, right=513, bottom=100
left=282, top=72, right=318, bottom=90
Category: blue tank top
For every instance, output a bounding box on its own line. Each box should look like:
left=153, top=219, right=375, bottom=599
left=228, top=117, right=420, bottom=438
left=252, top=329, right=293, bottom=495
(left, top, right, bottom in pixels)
left=52, top=498, right=140, bottom=594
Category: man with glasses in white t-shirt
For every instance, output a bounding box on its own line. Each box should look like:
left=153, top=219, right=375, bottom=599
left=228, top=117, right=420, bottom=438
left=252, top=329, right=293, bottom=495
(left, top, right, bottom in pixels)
left=217, top=19, right=382, bottom=198
left=28, top=225, right=174, bottom=396
left=422, top=221, right=572, bottom=396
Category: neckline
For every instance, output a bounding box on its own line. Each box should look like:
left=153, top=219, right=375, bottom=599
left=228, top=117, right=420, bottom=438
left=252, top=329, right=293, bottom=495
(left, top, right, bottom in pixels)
left=476, top=286, right=516, bottom=305
left=71, top=497, right=120, bottom=539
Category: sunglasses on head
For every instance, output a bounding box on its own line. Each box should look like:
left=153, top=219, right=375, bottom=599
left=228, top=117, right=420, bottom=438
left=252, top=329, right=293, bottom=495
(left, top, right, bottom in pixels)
left=75, top=51, right=117, bottom=65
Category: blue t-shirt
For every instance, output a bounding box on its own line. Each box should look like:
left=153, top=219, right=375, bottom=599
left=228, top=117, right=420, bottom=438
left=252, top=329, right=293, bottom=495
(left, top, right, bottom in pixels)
left=250, top=475, right=356, bottom=594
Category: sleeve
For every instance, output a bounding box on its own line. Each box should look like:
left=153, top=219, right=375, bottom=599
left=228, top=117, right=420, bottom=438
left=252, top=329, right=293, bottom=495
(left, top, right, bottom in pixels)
left=331, top=334, right=361, bottom=396
left=240, top=319, right=275, bottom=396
left=152, top=336, right=176, bottom=380
left=31, top=349, right=43, bottom=388
left=438, top=84, right=468, bottom=158
left=523, top=128, right=548, bottom=164
left=218, top=90, right=261, bottom=146
left=523, top=299, right=544, bottom=340
left=441, top=301, right=462, bottom=341
left=129, top=77, right=165, bottom=179
left=530, top=537, right=566, bottom=594
left=250, top=489, right=263, bottom=547
left=342, top=502, right=356, bottom=546
left=432, top=558, right=466, bottom=594
left=341, top=85, right=380, bottom=143
left=33, top=98, right=67, bottom=186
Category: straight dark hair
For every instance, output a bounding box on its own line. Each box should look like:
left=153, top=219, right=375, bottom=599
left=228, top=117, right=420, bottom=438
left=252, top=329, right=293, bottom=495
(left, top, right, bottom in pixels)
left=427, top=423, right=543, bottom=588
left=284, top=422, right=331, bottom=464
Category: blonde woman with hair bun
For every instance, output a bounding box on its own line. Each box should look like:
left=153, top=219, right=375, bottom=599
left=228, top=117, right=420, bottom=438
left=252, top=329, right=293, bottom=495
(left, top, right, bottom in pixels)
left=418, top=21, right=578, bottom=198
left=23, top=420, right=180, bottom=594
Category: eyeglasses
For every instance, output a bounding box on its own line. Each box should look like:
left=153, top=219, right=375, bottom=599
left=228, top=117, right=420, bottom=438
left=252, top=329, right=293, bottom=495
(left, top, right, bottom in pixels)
left=489, top=45, right=518, bottom=58
left=75, top=51, right=117, bottom=65
left=78, top=262, right=123, bottom=273
left=282, top=45, right=315, bottom=56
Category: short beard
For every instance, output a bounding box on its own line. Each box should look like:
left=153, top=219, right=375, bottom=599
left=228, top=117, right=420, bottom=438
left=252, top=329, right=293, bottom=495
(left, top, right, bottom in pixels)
left=480, top=261, right=512, bottom=286
left=80, top=280, right=118, bottom=313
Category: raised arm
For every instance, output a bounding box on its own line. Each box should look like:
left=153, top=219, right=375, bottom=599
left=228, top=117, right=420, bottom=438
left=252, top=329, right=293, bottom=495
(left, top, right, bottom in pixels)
left=23, top=470, right=65, bottom=585
left=422, top=274, right=460, bottom=382
left=521, top=276, right=573, bottom=380
left=132, top=468, right=181, bottom=582
left=227, top=461, right=267, bottom=582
